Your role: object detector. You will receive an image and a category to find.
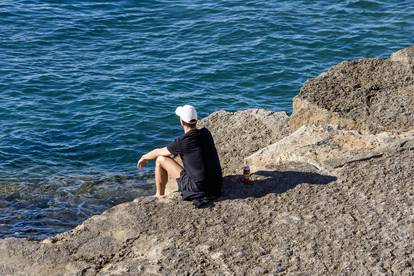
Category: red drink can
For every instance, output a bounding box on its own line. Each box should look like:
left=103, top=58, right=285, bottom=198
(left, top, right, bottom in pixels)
left=242, top=165, right=252, bottom=184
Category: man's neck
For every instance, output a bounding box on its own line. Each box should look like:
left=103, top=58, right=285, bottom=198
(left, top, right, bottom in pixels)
left=183, top=126, right=196, bottom=133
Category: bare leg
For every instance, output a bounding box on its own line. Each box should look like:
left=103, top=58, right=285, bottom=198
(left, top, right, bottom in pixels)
left=155, top=156, right=183, bottom=197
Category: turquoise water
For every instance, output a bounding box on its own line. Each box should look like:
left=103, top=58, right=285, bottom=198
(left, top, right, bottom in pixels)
left=1, top=0, right=413, bottom=239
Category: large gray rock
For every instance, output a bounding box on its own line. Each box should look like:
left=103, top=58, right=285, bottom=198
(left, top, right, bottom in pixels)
left=198, top=109, right=290, bottom=174
left=289, top=46, right=414, bottom=133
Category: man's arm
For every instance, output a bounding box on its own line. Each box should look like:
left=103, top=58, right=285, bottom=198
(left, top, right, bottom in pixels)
left=137, top=147, right=171, bottom=169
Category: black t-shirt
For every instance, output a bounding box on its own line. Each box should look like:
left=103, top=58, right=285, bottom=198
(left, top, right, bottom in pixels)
left=167, top=127, right=223, bottom=197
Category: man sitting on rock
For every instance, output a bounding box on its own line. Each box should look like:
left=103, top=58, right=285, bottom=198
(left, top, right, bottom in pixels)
left=137, top=105, right=223, bottom=204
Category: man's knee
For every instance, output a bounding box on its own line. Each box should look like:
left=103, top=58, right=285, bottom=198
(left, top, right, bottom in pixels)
left=156, top=155, right=170, bottom=166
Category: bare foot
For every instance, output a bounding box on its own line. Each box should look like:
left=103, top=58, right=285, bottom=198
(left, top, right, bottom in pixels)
left=155, top=194, right=172, bottom=203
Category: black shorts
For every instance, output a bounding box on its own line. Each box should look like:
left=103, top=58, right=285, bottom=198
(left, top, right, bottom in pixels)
left=177, top=170, right=205, bottom=200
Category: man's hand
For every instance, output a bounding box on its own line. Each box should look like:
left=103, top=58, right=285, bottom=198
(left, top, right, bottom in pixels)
left=137, top=156, right=149, bottom=170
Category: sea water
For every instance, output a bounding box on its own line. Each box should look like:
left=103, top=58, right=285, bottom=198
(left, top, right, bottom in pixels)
left=1, top=0, right=413, bottom=239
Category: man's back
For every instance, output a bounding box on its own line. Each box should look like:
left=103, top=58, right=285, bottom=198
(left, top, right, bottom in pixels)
left=167, top=127, right=222, bottom=197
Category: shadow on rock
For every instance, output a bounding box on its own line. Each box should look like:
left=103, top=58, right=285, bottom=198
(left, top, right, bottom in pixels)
left=219, top=170, right=337, bottom=200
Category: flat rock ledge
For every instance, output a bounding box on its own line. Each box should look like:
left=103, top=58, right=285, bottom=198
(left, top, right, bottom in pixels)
left=289, top=46, right=414, bottom=133
left=1, top=46, right=414, bottom=276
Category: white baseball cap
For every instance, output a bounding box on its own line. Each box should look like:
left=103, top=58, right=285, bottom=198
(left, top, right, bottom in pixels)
left=175, top=105, right=197, bottom=123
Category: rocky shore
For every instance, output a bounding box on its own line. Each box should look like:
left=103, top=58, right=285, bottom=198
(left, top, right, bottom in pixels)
left=1, top=46, right=413, bottom=275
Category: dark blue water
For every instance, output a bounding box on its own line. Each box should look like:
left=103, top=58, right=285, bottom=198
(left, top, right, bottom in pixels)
left=1, top=0, right=413, bottom=239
